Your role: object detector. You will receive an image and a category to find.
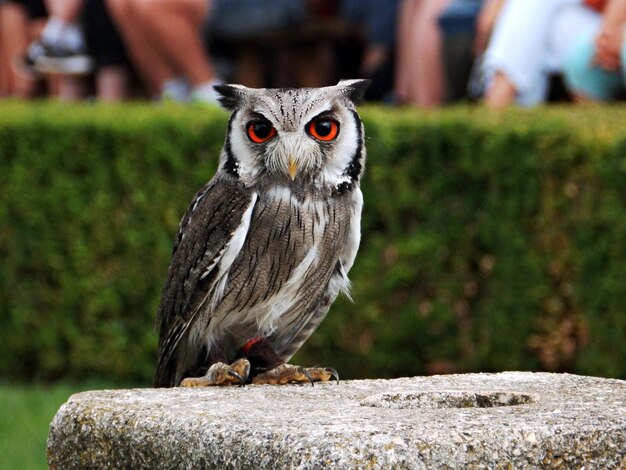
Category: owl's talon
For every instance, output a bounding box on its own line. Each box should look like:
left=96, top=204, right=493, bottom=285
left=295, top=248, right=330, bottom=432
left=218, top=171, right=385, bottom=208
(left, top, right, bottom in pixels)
left=299, top=366, right=314, bottom=386
left=324, top=367, right=340, bottom=384
left=227, top=369, right=245, bottom=387
left=179, top=359, right=250, bottom=387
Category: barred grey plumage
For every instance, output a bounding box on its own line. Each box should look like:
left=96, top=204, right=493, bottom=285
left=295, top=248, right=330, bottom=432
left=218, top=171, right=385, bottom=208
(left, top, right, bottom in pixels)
left=154, top=80, right=369, bottom=387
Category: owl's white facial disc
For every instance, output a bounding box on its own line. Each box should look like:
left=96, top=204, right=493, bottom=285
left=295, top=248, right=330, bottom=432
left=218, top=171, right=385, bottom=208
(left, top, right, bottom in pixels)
left=217, top=81, right=368, bottom=191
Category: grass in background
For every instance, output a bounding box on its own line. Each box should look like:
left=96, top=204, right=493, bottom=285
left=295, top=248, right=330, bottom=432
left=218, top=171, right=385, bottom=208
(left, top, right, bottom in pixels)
left=0, top=382, right=132, bottom=470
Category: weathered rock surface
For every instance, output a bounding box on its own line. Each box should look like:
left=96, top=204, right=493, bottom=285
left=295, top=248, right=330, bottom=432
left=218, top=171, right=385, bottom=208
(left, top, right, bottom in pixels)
left=47, top=372, right=626, bottom=469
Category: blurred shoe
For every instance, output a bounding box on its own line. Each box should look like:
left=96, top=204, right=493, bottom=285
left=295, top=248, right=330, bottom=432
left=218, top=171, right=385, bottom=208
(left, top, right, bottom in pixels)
left=22, top=39, right=94, bottom=76
left=160, top=77, right=191, bottom=102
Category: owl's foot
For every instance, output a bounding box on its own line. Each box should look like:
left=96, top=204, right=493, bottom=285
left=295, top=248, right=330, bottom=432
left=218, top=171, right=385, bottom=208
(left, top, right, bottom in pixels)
left=251, top=364, right=339, bottom=386
left=180, top=358, right=250, bottom=387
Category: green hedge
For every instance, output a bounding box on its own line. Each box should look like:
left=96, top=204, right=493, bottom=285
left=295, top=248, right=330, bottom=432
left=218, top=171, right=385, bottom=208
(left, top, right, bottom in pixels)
left=1, top=101, right=625, bottom=383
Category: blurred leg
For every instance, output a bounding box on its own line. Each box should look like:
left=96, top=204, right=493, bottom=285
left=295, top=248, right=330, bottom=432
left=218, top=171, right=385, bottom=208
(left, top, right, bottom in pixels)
left=484, top=71, right=516, bottom=108
left=409, top=0, right=450, bottom=106
left=131, top=0, right=216, bottom=86
left=0, top=5, right=9, bottom=96
left=54, top=75, right=88, bottom=100
left=96, top=65, right=130, bottom=101
left=0, top=2, right=39, bottom=97
left=45, top=0, right=83, bottom=20
left=394, top=0, right=419, bottom=102
left=395, top=0, right=450, bottom=106
left=107, top=0, right=174, bottom=95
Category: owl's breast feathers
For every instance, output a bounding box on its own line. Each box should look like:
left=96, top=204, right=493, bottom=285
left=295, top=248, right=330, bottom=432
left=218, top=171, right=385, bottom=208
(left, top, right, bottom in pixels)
left=155, top=174, right=361, bottom=387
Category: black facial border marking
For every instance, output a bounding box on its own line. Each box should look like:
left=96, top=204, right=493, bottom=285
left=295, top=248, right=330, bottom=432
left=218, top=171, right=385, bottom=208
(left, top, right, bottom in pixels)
left=344, top=109, right=363, bottom=182
left=223, top=112, right=240, bottom=178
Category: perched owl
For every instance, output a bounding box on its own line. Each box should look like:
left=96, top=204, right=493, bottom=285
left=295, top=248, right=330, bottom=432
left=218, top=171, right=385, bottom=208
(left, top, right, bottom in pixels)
left=154, top=80, right=369, bottom=388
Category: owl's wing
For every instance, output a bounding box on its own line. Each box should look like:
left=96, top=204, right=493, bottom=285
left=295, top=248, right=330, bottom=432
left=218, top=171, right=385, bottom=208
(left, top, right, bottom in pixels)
left=154, top=174, right=256, bottom=387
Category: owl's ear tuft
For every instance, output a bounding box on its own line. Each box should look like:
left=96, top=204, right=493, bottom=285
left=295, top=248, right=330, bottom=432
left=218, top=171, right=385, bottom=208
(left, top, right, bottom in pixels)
left=214, top=84, right=247, bottom=111
left=337, top=79, right=371, bottom=104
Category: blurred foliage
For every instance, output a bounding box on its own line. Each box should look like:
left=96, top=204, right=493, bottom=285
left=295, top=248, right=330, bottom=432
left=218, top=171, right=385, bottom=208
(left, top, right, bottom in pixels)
left=0, top=380, right=125, bottom=469
left=0, top=101, right=624, bottom=383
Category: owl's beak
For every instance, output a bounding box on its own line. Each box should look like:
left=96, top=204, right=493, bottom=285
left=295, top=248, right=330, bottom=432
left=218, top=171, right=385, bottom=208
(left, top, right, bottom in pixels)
left=288, top=155, right=298, bottom=180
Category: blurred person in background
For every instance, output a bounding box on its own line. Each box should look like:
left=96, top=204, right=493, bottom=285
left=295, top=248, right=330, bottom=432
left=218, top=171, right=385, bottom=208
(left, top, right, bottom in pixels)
left=110, top=0, right=381, bottom=102
left=480, top=0, right=601, bottom=108
left=564, top=0, right=626, bottom=102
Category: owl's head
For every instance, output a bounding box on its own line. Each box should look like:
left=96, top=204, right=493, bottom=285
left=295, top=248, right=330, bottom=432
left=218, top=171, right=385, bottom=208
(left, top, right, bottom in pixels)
left=214, top=80, right=369, bottom=192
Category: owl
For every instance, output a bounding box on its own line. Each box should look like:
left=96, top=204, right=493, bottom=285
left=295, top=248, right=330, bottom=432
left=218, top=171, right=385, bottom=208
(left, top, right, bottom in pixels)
left=154, top=80, right=369, bottom=388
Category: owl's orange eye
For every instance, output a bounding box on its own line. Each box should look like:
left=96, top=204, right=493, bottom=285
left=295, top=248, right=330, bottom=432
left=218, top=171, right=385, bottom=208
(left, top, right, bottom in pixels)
left=247, top=120, right=276, bottom=143
left=307, top=117, right=339, bottom=141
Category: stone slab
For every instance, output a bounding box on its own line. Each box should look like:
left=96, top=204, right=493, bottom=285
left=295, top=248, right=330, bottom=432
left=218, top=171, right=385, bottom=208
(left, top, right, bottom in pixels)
left=47, top=372, right=626, bottom=469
